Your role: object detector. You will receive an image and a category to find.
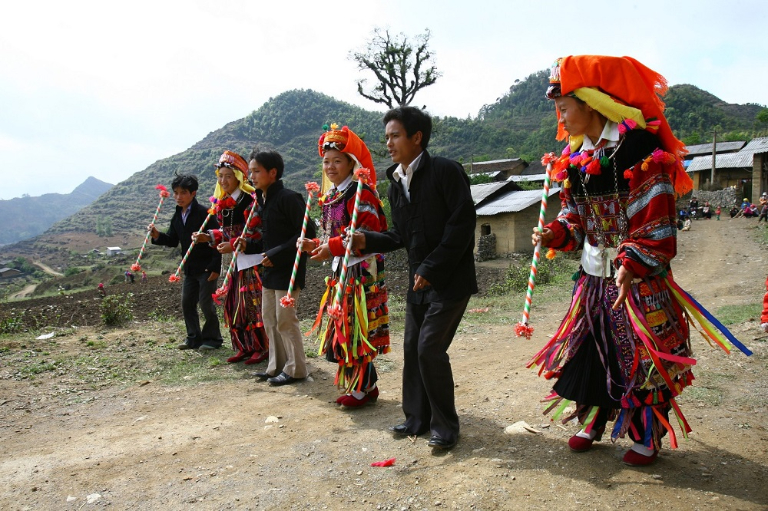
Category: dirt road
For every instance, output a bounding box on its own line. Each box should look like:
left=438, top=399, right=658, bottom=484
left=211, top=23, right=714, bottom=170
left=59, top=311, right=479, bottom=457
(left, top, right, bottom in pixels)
left=0, top=217, right=766, bottom=510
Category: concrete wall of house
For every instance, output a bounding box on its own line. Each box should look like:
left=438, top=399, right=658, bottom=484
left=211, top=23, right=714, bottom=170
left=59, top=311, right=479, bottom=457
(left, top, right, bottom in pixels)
left=753, top=153, right=768, bottom=205
left=691, top=171, right=702, bottom=190
left=475, top=202, right=559, bottom=256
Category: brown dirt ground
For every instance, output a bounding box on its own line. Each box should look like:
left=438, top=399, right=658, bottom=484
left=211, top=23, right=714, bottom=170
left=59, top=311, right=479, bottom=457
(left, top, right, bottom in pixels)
left=1, top=218, right=767, bottom=510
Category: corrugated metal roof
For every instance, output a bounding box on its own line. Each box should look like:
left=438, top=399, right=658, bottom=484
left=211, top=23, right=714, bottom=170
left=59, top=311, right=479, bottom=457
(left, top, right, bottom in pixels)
left=685, top=141, right=745, bottom=156
left=686, top=137, right=768, bottom=172
left=686, top=152, right=756, bottom=172
left=470, top=181, right=511, bottom=204
left=472, top=158, right=521, bottom=166
left=476, top=188, right=560, bottom=216
left=741, top=136, right=768, bottom=153
left=508, top=173, right=547, bottom=182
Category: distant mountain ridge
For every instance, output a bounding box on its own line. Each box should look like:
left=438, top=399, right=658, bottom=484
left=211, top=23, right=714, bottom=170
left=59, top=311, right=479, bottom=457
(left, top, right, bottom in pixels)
left=0, top=176, right=113, bottom=245
left=2, top=71, right=766, bottom=260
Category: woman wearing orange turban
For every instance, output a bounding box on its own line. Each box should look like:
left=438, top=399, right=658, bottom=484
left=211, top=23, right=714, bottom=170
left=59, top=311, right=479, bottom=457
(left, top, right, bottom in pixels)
left=301, top=125, right=390, bottom=407
left=194, top=150, right=268, bottom=365
left=530, top=56, right=749, bottom=466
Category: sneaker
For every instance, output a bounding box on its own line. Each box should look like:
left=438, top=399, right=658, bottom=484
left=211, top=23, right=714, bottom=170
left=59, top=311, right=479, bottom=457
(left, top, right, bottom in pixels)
left=177, top=342, right=195, bottom=350
left=198, top=344, right=218, bottom=351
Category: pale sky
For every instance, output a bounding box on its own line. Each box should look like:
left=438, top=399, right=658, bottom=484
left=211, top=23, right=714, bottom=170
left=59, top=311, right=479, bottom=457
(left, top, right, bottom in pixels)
left=2, top=0, right=766, bottom=199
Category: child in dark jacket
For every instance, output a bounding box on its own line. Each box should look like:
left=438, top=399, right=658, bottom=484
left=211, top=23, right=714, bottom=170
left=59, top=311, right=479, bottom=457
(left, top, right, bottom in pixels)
left=149, top=174, right=223, bottom=350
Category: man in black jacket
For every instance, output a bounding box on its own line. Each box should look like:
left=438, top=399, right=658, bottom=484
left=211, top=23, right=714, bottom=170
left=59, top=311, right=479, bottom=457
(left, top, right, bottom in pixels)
left=244, top=150, right=315, bottom=386
left=353, top=107, right=477, bottom=450
left=150, top=174, right=223, bottom=350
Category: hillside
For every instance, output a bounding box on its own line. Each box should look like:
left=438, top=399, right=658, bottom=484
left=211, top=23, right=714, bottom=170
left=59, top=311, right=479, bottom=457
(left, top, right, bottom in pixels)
left=1, top=72, right=766, bottom=264
left=0, top=176, right=112, bottom=246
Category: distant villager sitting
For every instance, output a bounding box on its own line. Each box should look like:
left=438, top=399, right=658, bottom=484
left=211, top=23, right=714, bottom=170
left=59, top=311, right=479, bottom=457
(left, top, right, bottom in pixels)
left=193, top=151, right=269, bottom=364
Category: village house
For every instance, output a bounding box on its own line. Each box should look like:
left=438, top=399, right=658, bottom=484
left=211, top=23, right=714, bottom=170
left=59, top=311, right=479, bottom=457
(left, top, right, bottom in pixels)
left=465, top=158, right=526, bottom=182
left=106, top=247, right=122, bottom=256
left=0, top=268, right=22, bottom=279
left=686, top=137, right=768, bottom=203
left=471, top=180, right=560, bottom=259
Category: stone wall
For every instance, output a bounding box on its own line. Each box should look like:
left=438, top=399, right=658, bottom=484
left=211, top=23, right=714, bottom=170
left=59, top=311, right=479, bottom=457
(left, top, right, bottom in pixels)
left=476, top=234, right=496, bottom=262
left=679, top=187, right=742, bottom=210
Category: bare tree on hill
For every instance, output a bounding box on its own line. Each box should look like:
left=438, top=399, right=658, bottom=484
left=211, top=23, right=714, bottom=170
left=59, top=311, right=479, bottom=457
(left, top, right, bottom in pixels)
left=351, top=28, right=440, bottom=109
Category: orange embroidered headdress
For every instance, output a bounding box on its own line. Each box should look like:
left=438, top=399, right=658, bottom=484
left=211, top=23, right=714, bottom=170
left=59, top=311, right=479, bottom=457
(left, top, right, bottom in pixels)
left=547, top=55, right=692, bottom=197
left=318, top=124, right=376, bottom=193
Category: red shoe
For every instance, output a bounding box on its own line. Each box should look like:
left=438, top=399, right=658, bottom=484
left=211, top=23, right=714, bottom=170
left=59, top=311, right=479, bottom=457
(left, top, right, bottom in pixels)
left=567, top=426, right=605, bottom=452
left=338, top=393, right=371, bottom=407
left=244, top=351, right=268, bottom=365
left=226, top=351, right=251, bottom=363
left=622, top=448, right=658, bottom=466
left=337, top=387, right=379, bottom=405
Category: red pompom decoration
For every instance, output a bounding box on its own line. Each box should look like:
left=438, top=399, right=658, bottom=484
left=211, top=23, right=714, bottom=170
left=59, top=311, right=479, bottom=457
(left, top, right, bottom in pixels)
left=327, top=303, right=343, bottom=320
left=354, top=168, right=370, bottom=183
left=280, top=295, right=295, bottom=308
left=131, top=263, right=142, bottom=272
left=305, top=181, right=321, bottom=194
left=515, top=322, right=534, bottom=339
left=168, top=274, right=181, bottom=283
left=156, top=184, right=170, bottom=198
left=212, top=287, right=228, bottom=305
left=541, top=152, right=557, bottom=166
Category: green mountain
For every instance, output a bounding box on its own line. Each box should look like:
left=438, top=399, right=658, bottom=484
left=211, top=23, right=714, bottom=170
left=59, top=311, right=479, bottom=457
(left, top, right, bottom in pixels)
left=0, top=176, right=113, bottom=245
left=5, top=71, right=767, bottom=259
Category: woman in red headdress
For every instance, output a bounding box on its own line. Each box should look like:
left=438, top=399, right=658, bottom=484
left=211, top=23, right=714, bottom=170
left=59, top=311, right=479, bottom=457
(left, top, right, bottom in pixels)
left=530, top=56, right=750, bottom=466
left=194, top=150, right=268, bottom=364
left=301, top=125, right=390, bottom=407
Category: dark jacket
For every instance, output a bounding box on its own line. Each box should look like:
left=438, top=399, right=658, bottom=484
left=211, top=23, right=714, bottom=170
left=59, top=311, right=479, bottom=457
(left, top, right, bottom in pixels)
left=245, top=180, right=315, bottom=290
left=152, top=197, right=222, bottom=276
left=364, top=151, right=478, bottom=304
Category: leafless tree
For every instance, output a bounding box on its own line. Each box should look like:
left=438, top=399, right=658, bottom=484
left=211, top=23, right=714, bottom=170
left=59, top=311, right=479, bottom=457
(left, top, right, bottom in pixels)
left=351, top=28, right=440, bottom=109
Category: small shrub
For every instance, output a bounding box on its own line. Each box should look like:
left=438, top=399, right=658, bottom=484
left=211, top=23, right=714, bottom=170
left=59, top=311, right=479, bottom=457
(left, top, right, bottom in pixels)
left=489, top=256, right=571, bottom=296
left=0, top=315, right=25, bottom=334
left=101, top=293, right=134, bottom=326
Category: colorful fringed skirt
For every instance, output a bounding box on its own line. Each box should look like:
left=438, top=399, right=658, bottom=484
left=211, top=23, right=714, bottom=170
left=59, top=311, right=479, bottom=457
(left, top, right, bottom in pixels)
left=311, top=254, right=390, bottom=392
left=224, top=266, right=268, bottom=355
left=529, top=269, right=751, bottom=451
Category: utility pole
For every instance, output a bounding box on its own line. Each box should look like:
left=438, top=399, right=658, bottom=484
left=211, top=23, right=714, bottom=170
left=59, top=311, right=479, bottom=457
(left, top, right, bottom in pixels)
left=710, top=129, right=717, bottom=187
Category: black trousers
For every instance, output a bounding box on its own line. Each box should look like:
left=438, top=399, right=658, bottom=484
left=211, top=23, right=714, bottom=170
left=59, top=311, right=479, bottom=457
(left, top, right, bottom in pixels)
left=181, top=272, right=222, bottom=348
left=401, top=295, right=470, bottom=442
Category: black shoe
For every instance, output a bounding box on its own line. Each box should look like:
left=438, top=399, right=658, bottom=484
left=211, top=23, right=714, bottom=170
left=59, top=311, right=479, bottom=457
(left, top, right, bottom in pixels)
left=267, top=372, right=300, bottom=386
left=389, top=424, right=427, bottom=437
left=254, top=372, right=273, bottom=381
left=428, top=435, right=457, bottom=450
left=177, top=342, right=195, bottom=350
left=198, top=344, right=219, bottom=351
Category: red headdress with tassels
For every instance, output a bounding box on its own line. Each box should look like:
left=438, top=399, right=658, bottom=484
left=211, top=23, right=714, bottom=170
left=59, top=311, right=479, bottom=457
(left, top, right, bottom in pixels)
left=318, top=124, right=376, bottom=193
left=550, top=55, right=692, bottom=197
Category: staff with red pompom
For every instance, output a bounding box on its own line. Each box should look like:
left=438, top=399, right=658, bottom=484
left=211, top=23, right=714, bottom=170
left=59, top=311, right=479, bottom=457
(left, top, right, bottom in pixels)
left=280, top=181, right=320, bottom=308
left=516, top=153, right=556, bottom=339
left=327, top=168, right=369, bottom=320
left=132, top=184, right=170, bottom=273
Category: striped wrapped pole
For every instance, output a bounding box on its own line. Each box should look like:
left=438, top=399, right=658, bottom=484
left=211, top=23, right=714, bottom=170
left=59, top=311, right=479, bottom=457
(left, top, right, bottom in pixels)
left=280, top=182, right=320, bottom=308
left=212, top=193, right=260, bottom=304
left=515, top=153, right=556, bottom=339
left=168, top=212, right=214, bottom=283
left=132, top=185, right=170, bottom=273
left=327, top=168, right=369, bottom=320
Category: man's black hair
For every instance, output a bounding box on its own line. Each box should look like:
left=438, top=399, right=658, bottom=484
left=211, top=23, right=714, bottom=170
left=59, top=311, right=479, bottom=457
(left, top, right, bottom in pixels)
left=383, top=106, right=432, bottom=150
left=249, top=149, right=285, bottom=179
left=171, top=173, right=199, bottom=193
